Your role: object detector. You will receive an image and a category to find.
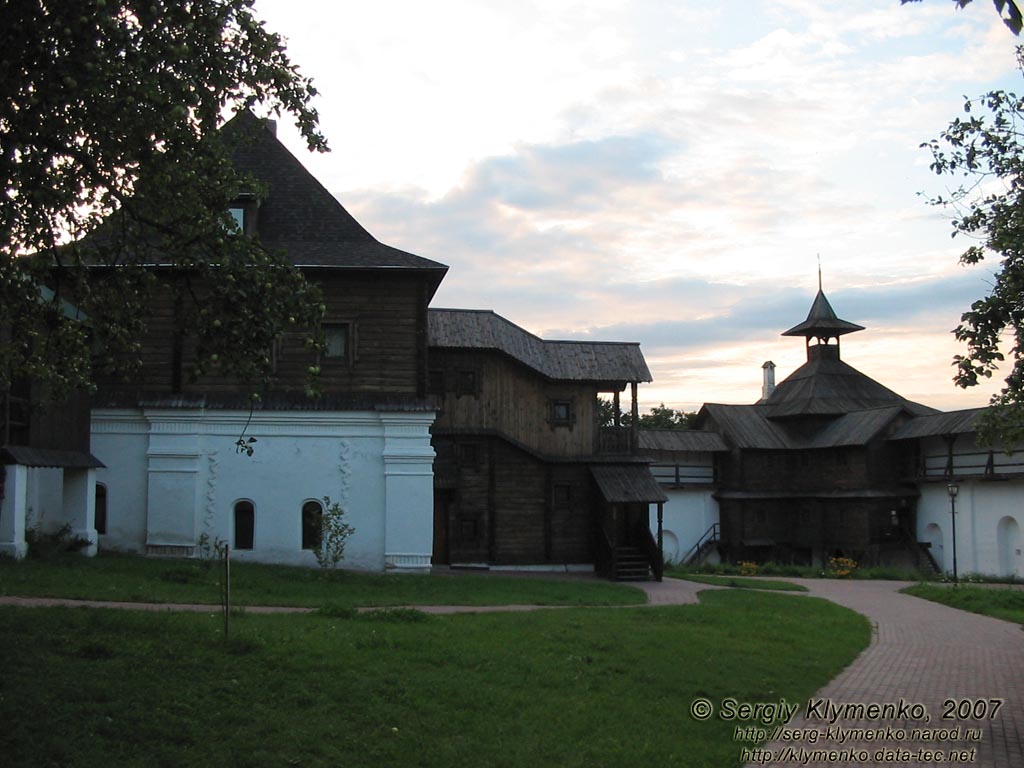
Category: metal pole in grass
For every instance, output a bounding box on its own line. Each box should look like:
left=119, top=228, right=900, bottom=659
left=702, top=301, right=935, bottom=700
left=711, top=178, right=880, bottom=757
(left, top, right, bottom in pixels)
left=223, top=544, right=231, bottom=638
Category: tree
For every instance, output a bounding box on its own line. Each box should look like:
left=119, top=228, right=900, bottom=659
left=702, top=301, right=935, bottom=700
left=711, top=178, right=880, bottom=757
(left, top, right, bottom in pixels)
left=923, top=46, right=1024, bottom=445
left=596, top=397, right=697, bottom=430
left=901, top=1, right=1023, bottom=35
left=1, top=0, right=328, bottom=408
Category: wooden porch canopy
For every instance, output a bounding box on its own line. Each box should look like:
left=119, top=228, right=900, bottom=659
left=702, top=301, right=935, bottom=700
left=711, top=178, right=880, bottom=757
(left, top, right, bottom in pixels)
left=0, top=446, right=104, bottom=469
left=590, top=465, right=667, bottom=504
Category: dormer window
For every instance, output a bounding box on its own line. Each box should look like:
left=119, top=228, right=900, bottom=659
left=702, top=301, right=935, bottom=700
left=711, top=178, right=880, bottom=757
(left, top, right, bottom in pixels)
left=228, top=207, right=245, bottom=231
left=227, top=192, right=259, bottom=235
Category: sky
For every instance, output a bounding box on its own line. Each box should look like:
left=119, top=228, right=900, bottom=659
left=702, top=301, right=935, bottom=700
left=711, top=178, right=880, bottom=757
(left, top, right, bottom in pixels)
left=252, top=0, right=1024, bottom=414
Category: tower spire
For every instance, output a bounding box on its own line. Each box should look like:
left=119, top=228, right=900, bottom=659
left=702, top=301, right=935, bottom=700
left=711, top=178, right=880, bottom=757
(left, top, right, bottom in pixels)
left=817, top=254, right=822, bottom=292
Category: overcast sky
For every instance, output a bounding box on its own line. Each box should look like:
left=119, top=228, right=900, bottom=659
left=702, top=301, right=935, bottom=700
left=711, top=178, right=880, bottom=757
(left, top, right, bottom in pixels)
left=253, top=0, right=1022, bottom=413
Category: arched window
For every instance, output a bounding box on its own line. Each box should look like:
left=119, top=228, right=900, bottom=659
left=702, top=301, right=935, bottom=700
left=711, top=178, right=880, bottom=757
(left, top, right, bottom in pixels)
left=234, top=500, right=255, bottom=550
left=302, top=499, right=323, bottom=550
left=94, top=483, right=108, bottom=535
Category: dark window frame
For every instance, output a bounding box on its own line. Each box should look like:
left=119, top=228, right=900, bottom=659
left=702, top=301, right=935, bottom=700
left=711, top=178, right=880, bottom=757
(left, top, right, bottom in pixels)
left=322, top=322, right=354, bottom=364
left=301, top=499, right=324, bottom=550
left=94, top=483, right=108, bottom=535
left=458, top=442, right=480, bottom=469
left=234, top=500, right=255, bottom=550
left=427, top=368, right=446, bottom=395
left=549, top=398, right=576, bottom=428
left=455, top=368, right=480, bottom=398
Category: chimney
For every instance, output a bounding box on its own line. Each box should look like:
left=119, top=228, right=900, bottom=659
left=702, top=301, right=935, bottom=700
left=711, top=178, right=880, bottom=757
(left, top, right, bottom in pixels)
left=262, top=118, right=277, bottom=137
left=761, top=360, right=776, bottom=401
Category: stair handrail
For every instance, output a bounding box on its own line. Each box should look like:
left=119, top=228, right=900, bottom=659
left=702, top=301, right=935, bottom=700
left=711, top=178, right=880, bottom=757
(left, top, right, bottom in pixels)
left=682, top=522, right=720, bottom=566
left=896, top=523, right=940, bottom=575
left=595, top=523, right=617, bottom=579
left=636, top=523, right=664, bottom=581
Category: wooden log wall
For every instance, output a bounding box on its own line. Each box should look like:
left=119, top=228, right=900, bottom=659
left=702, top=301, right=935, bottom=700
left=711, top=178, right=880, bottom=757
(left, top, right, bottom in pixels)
left=95, top=270, right=430, bottom=401
left=430, top=349, right=603, bottom=459
left=432, top=434, right=595, bottom=565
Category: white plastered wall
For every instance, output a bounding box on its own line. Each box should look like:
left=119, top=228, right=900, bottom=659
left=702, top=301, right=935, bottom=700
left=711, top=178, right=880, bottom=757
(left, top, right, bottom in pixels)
left=649, top=488, right=720, bottom=565
left=91, top=407, right=436, bottom=571
left=917, top=480, right=1024, bottom=579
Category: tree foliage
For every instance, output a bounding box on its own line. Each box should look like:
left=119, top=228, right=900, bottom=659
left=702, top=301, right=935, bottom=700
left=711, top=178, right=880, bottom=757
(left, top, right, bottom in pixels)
left=901, top=0, right=1023, bottom=35
left=597, top=397, right=697, bottom=430
left=1, top=0, right=328, bottom=404
left=923, top=46, right=1024, bottom=445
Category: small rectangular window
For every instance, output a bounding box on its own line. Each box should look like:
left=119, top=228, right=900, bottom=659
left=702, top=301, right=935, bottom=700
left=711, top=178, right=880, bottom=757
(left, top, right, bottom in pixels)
left=550, top=399, right=574, bottom=426
left=458, top=442, right=480, bottom=469
left=553, top=484, right=572, bottom=509
left=428, top=369, right=446, bottom=395
left=456, top=369, right=478, bottom=396
left=228, top=207, right=245, bottom=231
left=324, top=324, right=350, bottom=360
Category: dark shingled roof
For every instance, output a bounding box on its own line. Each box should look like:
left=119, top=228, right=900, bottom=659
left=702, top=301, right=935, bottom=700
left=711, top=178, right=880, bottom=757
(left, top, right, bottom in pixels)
left=428, top=308, right=652, bottom=383
left=638, top=429, right=729, bottom=453
left=761, top=348, right=936, bottom=419
left=590, top=464, right=668, bottom=504
left=699, top=403, right=916, bottom=450
left=782, top=289, right=865, bottom=339
left=0, top=446, right=104, bottom=469
left=889, top=408, right=986, bottom=440
left=224, top=112, right=447, bottom=292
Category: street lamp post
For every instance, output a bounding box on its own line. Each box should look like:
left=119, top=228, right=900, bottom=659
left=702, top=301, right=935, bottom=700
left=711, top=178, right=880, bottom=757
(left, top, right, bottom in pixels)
left=947, top=480, right=960, bottom=586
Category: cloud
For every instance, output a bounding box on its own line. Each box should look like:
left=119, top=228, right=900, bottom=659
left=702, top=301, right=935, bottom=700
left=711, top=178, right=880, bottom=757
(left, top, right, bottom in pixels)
left=256, top=0, right=1017, bottom=415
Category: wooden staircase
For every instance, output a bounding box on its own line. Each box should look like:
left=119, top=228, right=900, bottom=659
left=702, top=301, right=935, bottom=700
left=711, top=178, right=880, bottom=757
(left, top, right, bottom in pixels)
left=613, top=546, right=654, bottom=581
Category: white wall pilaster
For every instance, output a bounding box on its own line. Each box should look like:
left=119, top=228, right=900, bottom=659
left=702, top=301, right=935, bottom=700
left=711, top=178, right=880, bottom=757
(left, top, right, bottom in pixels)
left=0, top=464, right=29, bottom=559
left=381, top=412, right=436, bottom=571
left=62, top=468, right=98, bottom=556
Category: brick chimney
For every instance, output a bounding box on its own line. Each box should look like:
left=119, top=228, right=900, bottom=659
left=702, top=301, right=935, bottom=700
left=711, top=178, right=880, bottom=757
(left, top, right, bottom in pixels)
left=761, top=360, right=776, bottom=401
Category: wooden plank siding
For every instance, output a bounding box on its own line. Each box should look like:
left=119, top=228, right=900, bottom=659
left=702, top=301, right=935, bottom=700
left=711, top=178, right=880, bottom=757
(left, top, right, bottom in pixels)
left=430, top=349, right=602, bottom=459
left=95, top=270, right=430, bottom=401
left=433, top=434, right=595, bottom=565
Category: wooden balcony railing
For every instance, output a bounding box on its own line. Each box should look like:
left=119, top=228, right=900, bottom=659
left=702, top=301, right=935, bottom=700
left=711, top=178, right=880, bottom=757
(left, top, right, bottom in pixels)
left=598, top=426, right=634, bottom=455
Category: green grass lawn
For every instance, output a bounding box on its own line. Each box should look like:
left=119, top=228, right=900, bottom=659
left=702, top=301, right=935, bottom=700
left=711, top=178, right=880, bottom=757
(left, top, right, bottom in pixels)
left=667, top=572, right=808, bottom=592
left=0, top=553, right=644, bottom=608
left=901, top=583, right=1024, bottom=625
left=0, top=589, right=869, bottom=768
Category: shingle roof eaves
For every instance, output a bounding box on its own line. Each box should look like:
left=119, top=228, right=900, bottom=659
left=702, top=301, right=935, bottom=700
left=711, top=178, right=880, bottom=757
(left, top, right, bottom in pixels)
left=888, top=408, right=986, bottom=440
left=638, top=429, right=729, bottom=452
left=590, top=464, right=669, bottom=504
left=428, top=308, right=652, bottom=383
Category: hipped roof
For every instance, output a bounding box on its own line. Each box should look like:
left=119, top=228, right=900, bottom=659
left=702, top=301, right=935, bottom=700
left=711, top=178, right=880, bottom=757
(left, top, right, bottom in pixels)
left=224, top=112, right=448, bottom=294
left=699, top=403, right=915, bottom=450
left=428, top=308, right=652, bottom=384
left=761, top=354, right=936, bottom=419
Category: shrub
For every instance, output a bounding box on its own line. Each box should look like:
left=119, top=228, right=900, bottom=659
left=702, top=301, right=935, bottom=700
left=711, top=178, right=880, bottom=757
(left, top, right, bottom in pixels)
left=739, top=561, right=759, bottom=576
left=313, top=496, right=355, bottom=569
left=828, top=557, right=858, bottom=579
left=25, top=523, right=91, bottom=560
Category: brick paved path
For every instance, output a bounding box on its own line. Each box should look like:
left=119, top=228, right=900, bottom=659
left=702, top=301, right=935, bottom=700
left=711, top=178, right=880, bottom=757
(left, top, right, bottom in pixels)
left=742, top=580, right=1023, bottom=768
